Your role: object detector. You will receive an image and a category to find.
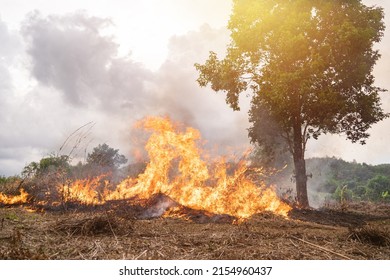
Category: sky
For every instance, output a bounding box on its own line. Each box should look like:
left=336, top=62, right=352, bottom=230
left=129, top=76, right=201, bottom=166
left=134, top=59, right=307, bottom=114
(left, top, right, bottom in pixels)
left=0, top=0, right=389, bottom=176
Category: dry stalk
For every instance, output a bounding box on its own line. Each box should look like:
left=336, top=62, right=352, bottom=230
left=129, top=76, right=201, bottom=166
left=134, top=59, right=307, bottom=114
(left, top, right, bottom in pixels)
left=291, top=236, right=351, bottom=260
left=104, top=212, right=119, bottom=244
left=134, top=249, right=148, bottom=260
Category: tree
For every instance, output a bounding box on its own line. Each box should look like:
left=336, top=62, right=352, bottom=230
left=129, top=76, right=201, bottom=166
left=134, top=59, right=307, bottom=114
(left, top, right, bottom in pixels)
left=365, top=175, right=390, bottom=201
left=195, top=0, right=387, bottom=208
left=21, top=154, right=71, bottom=202
left=86, top=143, right=128, bottom=174
left=248, top=102, right=291, bottom=170
left=22, top=154, right=70, bottom=179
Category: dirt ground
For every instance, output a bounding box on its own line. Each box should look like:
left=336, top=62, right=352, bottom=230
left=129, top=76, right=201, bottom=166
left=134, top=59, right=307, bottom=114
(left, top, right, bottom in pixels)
left=0, top=202, right=389, bottom=260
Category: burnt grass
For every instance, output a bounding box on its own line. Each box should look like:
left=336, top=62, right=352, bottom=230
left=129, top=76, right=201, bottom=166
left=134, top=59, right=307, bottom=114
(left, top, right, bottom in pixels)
left=0, top=201, right=389, bottom=260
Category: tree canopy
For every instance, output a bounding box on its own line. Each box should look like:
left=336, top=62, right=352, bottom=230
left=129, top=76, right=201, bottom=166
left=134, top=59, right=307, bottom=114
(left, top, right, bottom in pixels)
left=86, top=143, right=128, bottom=169
left=196, top=0, right=387, bottom=207
left=22, top=154, right=70, bottom=179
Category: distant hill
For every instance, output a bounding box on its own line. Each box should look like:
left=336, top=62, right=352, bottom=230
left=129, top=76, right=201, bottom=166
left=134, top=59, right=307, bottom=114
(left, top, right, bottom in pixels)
left=264, top=157, right=390, bottom=207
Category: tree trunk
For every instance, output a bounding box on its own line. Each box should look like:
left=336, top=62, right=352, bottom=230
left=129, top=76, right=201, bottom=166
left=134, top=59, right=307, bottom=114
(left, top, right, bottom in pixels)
left=292, top=123, right=310, bottom=208
left=293, top=154, right=309, bottom=208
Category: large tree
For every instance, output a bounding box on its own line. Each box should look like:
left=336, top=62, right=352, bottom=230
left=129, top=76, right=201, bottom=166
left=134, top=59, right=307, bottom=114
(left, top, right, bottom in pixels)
left=195, top=0, right=387, bottom=207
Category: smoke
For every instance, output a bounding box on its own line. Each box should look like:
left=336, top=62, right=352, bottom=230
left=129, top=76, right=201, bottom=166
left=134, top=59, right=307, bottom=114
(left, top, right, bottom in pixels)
left=268, top=157, right=336, bottom=208
left=305, top=158, right=335, bottom=208
left=152, top=24, right=251, bottom=150
left=140, top=194, right=178, bottom=219
left=22, top=11, right=154, bottom=113
left=0, top=11, right=253, bottom=176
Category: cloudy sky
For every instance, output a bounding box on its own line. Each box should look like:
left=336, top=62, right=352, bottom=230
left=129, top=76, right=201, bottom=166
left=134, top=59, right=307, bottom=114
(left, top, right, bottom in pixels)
left=0, top=0, right=389, bottom=176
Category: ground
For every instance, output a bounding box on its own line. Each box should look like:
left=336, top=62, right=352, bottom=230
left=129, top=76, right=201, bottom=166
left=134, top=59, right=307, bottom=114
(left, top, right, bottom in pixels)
left=0, top=202, right=389, bottom=260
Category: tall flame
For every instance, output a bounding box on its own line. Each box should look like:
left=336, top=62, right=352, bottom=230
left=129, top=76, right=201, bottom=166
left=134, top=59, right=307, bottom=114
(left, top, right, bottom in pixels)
left=108, top=116, right=291, bottom=219
left=0, top=116, right=291, bottom=220
left=60, top=175, right=110, bottom=205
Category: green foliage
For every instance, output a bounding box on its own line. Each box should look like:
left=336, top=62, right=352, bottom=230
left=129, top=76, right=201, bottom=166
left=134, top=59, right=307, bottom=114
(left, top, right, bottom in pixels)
left=80, top=143, right=128, bottom=179
left=0, top=175, right=23, bottom=195
left=196, top=0, right=387, bottom=207
left=321, top=178, right=339, bottom=194
left=333, top=185, right=353, bottom=202
left=86, top=143, right=127, bottom=169
left=249, top=143, right=291, bottom=171
left=22, top=154, right=70, bottom=179
left=365, top=175, right=390, bottom=201
left=3, top=144, right=130, bottom=205
left=318, top=158, right=390, bottom=202
left=354, top=185, right=367, bottom=198
left=5, top=211, right=19, bottom=221
left=196, top=0, right=387, bottom=145
left=21, top=154, right=71, bottom=203
left=248, top=105, right=291, bottom=170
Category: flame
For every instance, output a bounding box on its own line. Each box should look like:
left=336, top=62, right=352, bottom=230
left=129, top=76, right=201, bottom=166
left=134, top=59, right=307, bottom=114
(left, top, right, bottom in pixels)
left=59, top=175, right=111, bottom=205
left=0, top=189, right=28, bottom=205
left=0, top=116, right=291, bottom=220
left=107, top=116, right=291, bottom=219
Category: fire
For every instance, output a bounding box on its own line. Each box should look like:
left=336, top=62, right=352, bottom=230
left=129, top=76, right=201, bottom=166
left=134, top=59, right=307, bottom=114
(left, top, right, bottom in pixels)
left=107, top=116, right=291, bottom=219
left=0, top=116, right=291, bottom=220
left=59, top=175, right=111, bottom=205
left=0, top=189, right=29, bottom=205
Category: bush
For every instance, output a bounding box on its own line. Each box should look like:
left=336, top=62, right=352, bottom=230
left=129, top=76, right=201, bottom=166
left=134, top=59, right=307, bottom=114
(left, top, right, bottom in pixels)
left=332, top=185, right=353, bottom=203
left=0, top=176, right=23, bottom=195
left=21, top=154, right=71, bottom=204
left=365, top=175, right=390, bottom=201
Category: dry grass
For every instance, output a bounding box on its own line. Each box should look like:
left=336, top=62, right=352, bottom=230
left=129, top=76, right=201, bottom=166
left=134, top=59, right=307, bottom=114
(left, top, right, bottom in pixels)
left=348, top=225, right=390, bottom=247
left=0, top=204, right=389, bottom=260
left=52, top=213, right=134, bottom=236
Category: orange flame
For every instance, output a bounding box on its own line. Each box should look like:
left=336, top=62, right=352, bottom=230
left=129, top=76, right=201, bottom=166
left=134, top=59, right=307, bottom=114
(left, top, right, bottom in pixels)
left=60, top=175, right=111, bottom=205
left=0, top=116, right=291, bottom=220
left=107, top=116, right=291, bottom=219
left=0, top=189, right=28, bottom=205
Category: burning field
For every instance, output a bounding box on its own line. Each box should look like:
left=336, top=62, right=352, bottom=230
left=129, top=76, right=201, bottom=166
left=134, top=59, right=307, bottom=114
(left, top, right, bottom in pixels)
left=1, top=117, right=389, bottom=259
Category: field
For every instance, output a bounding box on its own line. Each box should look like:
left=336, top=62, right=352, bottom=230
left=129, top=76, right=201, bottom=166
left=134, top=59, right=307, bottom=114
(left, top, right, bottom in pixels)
left=1, top=202, right=389, bottom=260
